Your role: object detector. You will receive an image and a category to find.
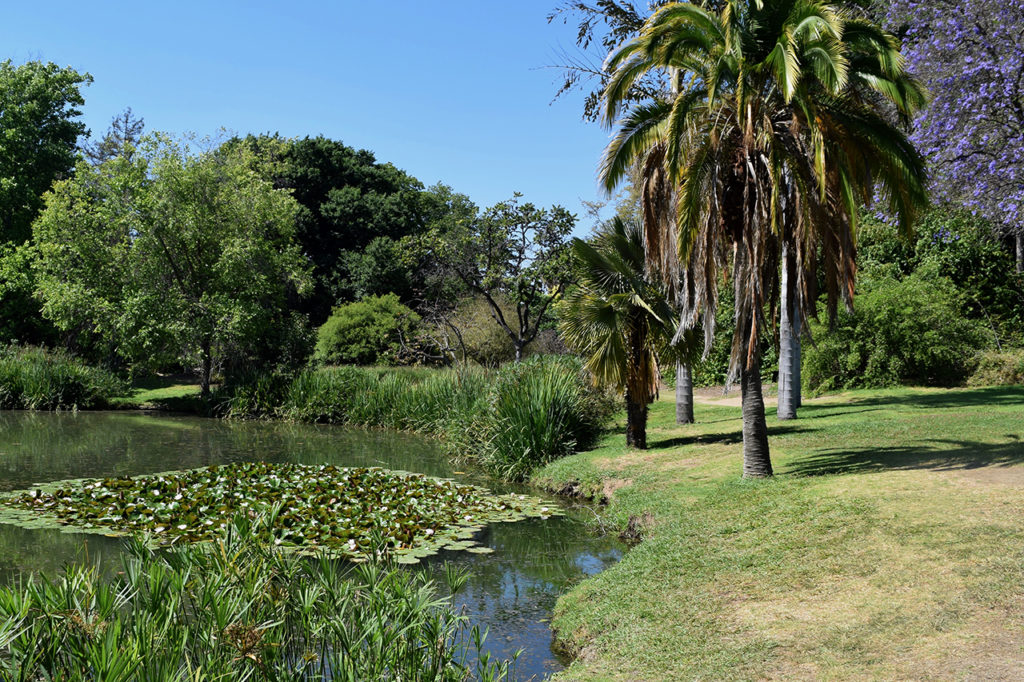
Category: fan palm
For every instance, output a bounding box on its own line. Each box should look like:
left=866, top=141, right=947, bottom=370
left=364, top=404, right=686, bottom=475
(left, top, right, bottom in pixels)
left=559, top=217, right=677, bottom=449
left=600, top=0, right=929, bottom=476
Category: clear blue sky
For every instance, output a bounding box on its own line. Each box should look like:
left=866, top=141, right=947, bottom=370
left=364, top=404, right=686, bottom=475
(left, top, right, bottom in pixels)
left=2, top=1, right=617, bottom=230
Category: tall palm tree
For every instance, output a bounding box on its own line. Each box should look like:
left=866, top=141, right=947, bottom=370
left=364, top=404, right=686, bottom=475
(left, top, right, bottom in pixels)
left=600, top=0, right=929, bottom=476
left=559, top=217, right=678, bottom=449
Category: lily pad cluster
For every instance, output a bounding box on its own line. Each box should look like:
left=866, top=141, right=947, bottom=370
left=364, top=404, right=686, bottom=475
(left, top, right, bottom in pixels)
left=0, top=462, right=559, bottom=562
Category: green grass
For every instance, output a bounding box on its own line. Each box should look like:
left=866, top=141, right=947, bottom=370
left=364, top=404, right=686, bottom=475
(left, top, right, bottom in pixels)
left=534, top=385, right=1024, bottom=680
left=109, top=374, right=204, bottom=411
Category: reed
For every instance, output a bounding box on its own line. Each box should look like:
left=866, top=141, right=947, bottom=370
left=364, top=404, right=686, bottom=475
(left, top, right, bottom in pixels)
left=0, top=515, right=515, bottom=681
left=221, top=357, right=613, bottom=479
left=0, top=345, right=125, bottom=410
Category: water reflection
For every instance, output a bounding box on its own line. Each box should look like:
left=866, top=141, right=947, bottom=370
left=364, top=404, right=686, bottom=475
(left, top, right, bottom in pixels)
left=0, top=411, right=621, bottom=680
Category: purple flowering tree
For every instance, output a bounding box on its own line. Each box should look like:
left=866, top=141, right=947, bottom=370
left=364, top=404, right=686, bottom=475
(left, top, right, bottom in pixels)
left=884, top=0, right=1024, bottom=271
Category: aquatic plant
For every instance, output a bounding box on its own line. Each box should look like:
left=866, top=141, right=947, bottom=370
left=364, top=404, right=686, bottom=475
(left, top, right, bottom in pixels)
left=486, top=356, right=616, bottom=481
left=221, top=358, right=614, bottom=479
left=0, top=345, right=125, bottom=410
left=0, top=515, right=516, bottom=680
left=0, top=461, right=557, bottom=563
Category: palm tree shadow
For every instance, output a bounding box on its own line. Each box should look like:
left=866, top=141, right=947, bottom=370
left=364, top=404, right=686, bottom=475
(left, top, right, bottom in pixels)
left=786, top=436, right=1024, bottom=477
left=648, top=424, right=814, bottom=450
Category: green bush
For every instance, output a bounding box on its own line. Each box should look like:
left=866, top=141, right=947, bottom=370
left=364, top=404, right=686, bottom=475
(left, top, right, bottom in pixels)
left=0, top=516, right=515, bottom=681
left=968, top=349, right=1024, bottom=387
left=0, top=346, right=126, bottom=410
left=314, top=293, right=419, bottom=366
left=804, top=269, right=987, bottom=392
left=485, top=356, right=615, bottom=481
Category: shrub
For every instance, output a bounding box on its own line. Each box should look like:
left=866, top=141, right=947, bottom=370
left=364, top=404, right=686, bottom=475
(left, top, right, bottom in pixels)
left=803, top=269, right=988, bottom=392
left=485, top=356, right=615, bottom=481
left=313, top=293, right=419, bottom=366
left=968, top=349, right=1024, bottom=387
left=0, top=346, right=126, bottom=410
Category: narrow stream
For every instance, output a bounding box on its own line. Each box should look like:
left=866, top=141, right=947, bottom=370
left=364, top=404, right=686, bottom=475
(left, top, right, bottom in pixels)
left=0, top=411, right=622, bottom=679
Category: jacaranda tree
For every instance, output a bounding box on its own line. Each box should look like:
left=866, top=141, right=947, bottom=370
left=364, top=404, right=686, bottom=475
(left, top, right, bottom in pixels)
left=601, top=0, right=929, bottom=476
left=883, top=0, right=1024, bottom=272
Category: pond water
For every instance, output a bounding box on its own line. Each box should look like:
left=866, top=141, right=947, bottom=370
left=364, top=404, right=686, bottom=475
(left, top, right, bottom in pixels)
left=0, top=411, right=622, bottom=680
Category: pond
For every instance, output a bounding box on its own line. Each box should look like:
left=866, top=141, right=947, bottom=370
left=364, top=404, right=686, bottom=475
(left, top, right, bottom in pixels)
left=0, top=411, right=622, bottom=680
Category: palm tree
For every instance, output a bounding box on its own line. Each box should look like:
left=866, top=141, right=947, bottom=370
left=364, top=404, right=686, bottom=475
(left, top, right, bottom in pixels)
left=559, top=217, right=678, bottom=449
left=600, top=0, right=929, bottom=476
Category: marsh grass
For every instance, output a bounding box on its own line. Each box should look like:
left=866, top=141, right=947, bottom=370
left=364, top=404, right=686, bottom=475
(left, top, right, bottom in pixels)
left=221, top=357, right=614, bottom=480
left=0, top=346, right=125, bottom=411
left=535, top=386, right=1024, bottom=680
left=0, top=516, right=516, bottom=681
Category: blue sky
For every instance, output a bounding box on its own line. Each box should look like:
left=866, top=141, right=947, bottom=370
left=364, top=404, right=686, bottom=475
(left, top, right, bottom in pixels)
left=2, top=1, right=618, bottom=230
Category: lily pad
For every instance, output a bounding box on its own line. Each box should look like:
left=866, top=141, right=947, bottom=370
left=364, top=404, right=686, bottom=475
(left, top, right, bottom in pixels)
left=0, top=462, right=560, bottom=563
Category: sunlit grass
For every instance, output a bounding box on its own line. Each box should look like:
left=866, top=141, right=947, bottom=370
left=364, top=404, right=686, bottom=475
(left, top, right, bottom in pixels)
left=535, top=386, right=1024, bottom=680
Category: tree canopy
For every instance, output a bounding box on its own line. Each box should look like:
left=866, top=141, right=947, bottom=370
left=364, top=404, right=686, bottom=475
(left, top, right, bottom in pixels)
left=34, top=136, right=311, bottom=395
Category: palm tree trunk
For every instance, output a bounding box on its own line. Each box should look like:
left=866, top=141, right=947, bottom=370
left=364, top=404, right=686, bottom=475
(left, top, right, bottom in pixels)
left=625, top=390, right=648, bottom=449
left=793, top=304, right=802, bottom=409
left=778, top=241, right=797, bottom=420
left=675, top=362, right=694, bottom=424
left=1017, top=231, right=1023, bottom=274
left=741, top=348, right=772, bottom=477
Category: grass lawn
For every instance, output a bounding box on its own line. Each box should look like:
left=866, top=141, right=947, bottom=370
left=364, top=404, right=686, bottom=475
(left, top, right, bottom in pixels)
left=534, top=385, right=1024, bottom=680
left=109, top=374, right=205, bottom=411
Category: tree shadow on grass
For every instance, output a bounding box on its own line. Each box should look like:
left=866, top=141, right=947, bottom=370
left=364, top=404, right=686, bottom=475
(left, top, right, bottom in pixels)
left=786, top=436, right=1024, bottom=477
left=648, top=424, right=815, bottom=450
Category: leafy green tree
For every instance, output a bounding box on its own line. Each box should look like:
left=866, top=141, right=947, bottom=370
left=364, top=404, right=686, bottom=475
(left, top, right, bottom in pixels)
left=313, top=293, right=419, bottom=366
left=427, top=194, right=576, bottom=362
left=0, top=60, right=92, bottom=244
left=237, top=135, right=447, bottom=323
left=600, top=0, right=929, bottom=476
left=559, top=217, right=677, bottom=448
left=34, top=136, right=311, bottom=397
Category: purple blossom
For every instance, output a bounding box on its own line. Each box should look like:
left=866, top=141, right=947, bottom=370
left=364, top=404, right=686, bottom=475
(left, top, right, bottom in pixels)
left=884, top=1, right=1024, bottom=239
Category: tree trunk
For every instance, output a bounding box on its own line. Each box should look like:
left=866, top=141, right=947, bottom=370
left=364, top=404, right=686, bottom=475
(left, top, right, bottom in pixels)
left=625, top=391, right=648, bottom=449
left=777, top=241, right=797, bottom=420
left=675, top=362, right=694, bottom=424
left=200, top=339, right=212, bottom=401
left=1017, top=231, right=1023, bottom=274
left=514, top=341, right=523, bottom=363
left=793, top=303, right=802, bottom=409
left=741, top=350, right=772, bottom=478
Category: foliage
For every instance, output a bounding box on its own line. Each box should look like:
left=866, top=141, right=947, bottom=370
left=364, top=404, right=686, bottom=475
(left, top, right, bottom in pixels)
left=547, top=1, right=671, bottom=121
left=860, top=209, right=1024, bottom=344
left=599, top=0, right=928, bottom=474
left=882, top=0, right=1024, bottom=254
left=0, top=60, right=92, bottom=245
left=803, top=269, right=986, bottom=392
left=220, top=361, right=613, bottom=480
left=33, top=135, right=312, bottom=396
left=968, top=349, right=1024, bottom=387
left=486, top=355, right=615, bottom=480
left=80, top=107, right=145, bottom=165
left=0, top=345, right=125, bottom=410
left=559, top=218, right=678, bottom=448
left=314, top=293, right=419, bottom=366
left=237, top=135, right=450, bottom=323
left=426, top=193, right=576, bottom=361
left=1, top=461, right=556, bottom=562
left=0, top=515, right=516, bottom=680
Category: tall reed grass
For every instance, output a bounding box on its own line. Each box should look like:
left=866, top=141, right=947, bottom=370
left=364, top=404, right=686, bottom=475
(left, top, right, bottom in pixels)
left=0, top=516, right=515, bottom=681
left=220, top=357, right=615, bottom=480
left=0, top=346, right=126, bottom=410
